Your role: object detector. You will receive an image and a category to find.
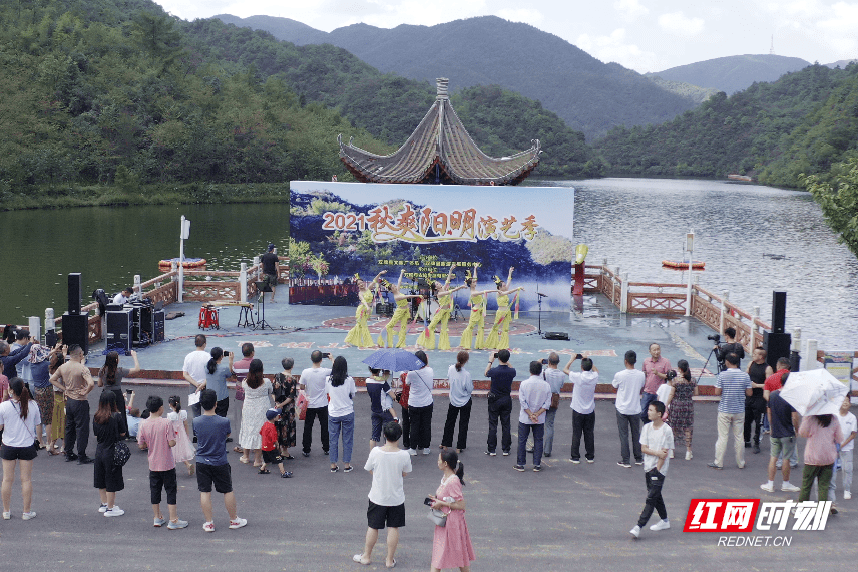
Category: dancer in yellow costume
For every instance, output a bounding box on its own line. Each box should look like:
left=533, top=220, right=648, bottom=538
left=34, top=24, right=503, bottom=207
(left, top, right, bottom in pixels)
left=485, top=267, right=525, bottom=350
left=344, top=270, right=385, bottom=348
left=377, top=269, right=422, bottom=348
left=416, top=264, right=467, bottom=350
left=459, top=264, right=497, bottom=350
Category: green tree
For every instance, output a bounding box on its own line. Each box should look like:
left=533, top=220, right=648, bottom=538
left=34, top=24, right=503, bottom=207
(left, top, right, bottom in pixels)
left=803, top=158, right=858, bottom=257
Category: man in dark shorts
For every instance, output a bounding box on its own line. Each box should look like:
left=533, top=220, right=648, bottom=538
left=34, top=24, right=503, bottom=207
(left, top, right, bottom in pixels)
left=193, top=389, right=247, bottom=532
left=260, top=243, right=280, bottom=303
left=355, top=422, right=412, bottom=567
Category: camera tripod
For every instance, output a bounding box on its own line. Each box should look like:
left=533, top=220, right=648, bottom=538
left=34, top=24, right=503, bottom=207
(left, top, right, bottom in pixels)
left=697, top=345, right=725, bottom=383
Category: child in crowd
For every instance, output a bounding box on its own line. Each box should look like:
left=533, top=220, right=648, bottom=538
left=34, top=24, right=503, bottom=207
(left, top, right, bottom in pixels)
left=630, top=401, right=674, bottom=538
left=366, top=368, right=398, bottom=449
left=260, top=409, right=292, bottom=478
left=167, top=395, right=195, bottom=476
left=138, top=395, right=187, bottom=529
left=124, top=391, right=142, bottom=440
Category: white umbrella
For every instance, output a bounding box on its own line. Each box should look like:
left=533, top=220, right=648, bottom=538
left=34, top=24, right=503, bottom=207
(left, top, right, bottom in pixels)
left=778, top=368, right=849, bottom=416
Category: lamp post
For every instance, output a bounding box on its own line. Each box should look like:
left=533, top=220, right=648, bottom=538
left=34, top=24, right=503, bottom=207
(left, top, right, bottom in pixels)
left=685, top=230, right=694, bottom=317
left=178, top=216, right=190, bottom=303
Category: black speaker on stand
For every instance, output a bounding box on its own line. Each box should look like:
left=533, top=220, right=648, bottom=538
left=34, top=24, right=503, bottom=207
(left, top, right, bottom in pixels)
left=765, top=292, right=791, bottom=370
left=105, top=309, right=132, bottom=355
left=68, top=273, right=82, bottom=315
left=772, top=291, right=787, bottom=333
left=61, top=313, right=89, bottom=354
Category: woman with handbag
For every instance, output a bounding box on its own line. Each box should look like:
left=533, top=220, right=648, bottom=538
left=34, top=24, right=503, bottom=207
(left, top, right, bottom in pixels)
left=428, top=449, right=475, bottom=572
left=0, top=378, right=42, bottom=520
left=406, top=351, right=434, bottom=456
left=238, top=359, right=274, bottom=467
left=273, top=357, right=298, bottom=459
left=325, top=356, right=356, bottom=473
left=92, top=391, right=126, bottom=517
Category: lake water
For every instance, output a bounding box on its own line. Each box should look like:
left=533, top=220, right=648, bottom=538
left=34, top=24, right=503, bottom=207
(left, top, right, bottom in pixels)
left=2, top=179, right=856, bottom=348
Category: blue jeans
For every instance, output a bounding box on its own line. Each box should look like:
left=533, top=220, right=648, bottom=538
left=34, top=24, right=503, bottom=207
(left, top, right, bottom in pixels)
left=543, top=408, right=558, bottom=456
left=640, top=392, right=657, bottom=423
left=329, top=412, right=355, bottom=464
left=517, top=422, right=544, bottom=467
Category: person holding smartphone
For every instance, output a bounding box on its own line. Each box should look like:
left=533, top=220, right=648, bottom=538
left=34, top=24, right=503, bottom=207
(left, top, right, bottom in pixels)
left=484, top=350, right=515, bottom=457
left=199, top=347, right=236, bottom=419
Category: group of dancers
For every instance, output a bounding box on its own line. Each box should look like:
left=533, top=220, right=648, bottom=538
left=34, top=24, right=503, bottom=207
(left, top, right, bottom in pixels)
left=343, top=264, right=525, bottom=351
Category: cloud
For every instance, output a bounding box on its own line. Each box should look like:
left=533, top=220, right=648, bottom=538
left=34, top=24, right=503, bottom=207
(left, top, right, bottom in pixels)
left=575, top=28, right=664, bottom=73
left=816, top=2, right=858, bottom=56
left=658, top=11, right=705, bottom=37
left=613, top=0, right=649, bottom=21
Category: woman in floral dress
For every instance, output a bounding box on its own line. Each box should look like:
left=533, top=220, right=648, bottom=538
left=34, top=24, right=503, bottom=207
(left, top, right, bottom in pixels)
left=667, top=359, right=698, bottom=460
left=273, top=357, right=297, bottom=459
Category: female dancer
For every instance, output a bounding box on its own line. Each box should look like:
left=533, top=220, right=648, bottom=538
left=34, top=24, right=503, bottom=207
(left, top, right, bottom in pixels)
left=485, top=267, right=525, bottom=350
left=417, top=265, right=467, bottom=350
left=458, top=265, right=496, bottom=350
left=344, top=271, right=385, bottom=348
left=376, top=269, right=421, bottom=348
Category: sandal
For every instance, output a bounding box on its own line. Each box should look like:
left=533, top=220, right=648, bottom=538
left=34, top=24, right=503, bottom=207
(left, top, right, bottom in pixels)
left=239, top=457, right=250, bottom=464
left=233, top=446, right=244, bottom=453
left=258, top=468, right=270, bottom=474
left=283, top=455, right=295, bottom=460
left=47, top=449, right=60, bottom=456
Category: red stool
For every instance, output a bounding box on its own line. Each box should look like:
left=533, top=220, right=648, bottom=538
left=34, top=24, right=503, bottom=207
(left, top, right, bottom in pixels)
left=198, top=305, right=220, bottom=330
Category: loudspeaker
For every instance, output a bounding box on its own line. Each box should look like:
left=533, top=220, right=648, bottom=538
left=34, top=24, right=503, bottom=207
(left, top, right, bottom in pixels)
left=106, top=310, right=132, bottom=355
left=771, top=291, right=787, bottom=334
left=153, top=309, right=165, bottom=342
left=68, top=273, right=82, bottom=315
left=764, top=331, right=791, bottom=369
left=543, top=332, right=569, bottom=340
left=61, top=312, right=89, bottom=354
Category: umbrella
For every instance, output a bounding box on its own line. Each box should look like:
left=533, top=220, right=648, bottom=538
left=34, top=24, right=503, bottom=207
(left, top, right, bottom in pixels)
left=778, top=368, right=849, bottom=416
left=362, top=348, right=426, bottom=372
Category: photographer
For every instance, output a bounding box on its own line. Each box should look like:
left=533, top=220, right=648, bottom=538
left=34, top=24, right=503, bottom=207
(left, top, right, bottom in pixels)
left=485, top=350, right=515, bottom=457
left=713, top=328, right=745, bottom=371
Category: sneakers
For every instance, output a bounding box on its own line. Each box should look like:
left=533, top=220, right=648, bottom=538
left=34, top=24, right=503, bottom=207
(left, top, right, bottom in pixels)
left=343, top=466, right=354, bottom=473
left=669, top=450, right=674, bottom=459
left=629, top=525, right=640, bottom=538
left=707, top=462, right=723, bottom=470
left=845, top=491, right=852, bottom=500
left=570, top=459, right=581, bottom=464
left=781, top=483, right=800, bottom=492
left=502, top=451, right=510, bottom=456
left=77, top=455, right=94, bottom=465
left=153, top=517, right=167, bottom=527
left=831, top=505, right=838, bottom=515
left=760, top=483, right=775, bottom=493
left=484, top=450, right=496, bottom=457
left=422, top=449, right=430, bottom=455
left=753, top=444, right=761, bottom=455
left=407, top=449, right=417, bottom=456
left=104, top=506, right=124, bottom=517
left=513, top=465, right=525, bottom=472
left=98, top=503, right=109, bottom=513
left=167, top=519, right=189, bottom=530
left=617, top=461, right=632, bottom=468
left=281, top=471, right=293, bottom=478
left=203, top=521, right=216, bottom=532
left=65, top=453, right=79, bottom=462
left=301, top=451, right=310, bottom=458
left=586, top=459, right=595, bottom=464
left=2, top=512, right=10, bottom=520
left=533, top=465, right=542, bottom=472
left=543, top=453, right=551, bottom=458
left=229, top=517, right=248, bottom=529
left=22, top=511, right=36, bottom=521
left=744, top=442, right=752, bottom=449
left=650, top=519, right=670, bottom=531
left=634, top=460, right=644, bottom=466
left=685, top=451, right=693, bottom=460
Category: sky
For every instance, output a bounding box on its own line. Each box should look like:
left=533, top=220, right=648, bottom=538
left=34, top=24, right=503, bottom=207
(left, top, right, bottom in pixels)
left=154, top=0, right=858, bottom=73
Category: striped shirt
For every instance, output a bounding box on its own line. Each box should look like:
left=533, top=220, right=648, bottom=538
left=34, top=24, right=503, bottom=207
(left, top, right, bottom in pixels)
left=715, top=368, right=751, bottom=414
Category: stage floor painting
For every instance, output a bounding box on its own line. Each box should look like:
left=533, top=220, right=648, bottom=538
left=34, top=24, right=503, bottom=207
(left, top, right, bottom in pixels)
left=83, top=292, right=721, bottom=383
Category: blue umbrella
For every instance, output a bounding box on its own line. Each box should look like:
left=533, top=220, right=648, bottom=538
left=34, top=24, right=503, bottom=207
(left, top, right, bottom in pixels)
left=362, top=348, right=426, bottom=372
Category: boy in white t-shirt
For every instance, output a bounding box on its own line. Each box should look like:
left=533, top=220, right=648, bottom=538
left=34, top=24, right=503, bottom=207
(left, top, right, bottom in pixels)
left=630, top=400, right=674, bottom=538
left=354, top=422, right=412, bottom=568
left=834, top=394, right=857, bottom=500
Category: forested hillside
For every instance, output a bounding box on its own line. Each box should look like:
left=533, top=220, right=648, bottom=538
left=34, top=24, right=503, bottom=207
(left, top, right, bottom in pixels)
left=594, top=64, right=857, bottom=184
left=653, top=54, right=811, bottom=95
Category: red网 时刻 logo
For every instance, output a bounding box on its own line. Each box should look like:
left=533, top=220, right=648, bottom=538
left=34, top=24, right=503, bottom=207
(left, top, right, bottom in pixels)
left=684, top=499, right=832, bottom=533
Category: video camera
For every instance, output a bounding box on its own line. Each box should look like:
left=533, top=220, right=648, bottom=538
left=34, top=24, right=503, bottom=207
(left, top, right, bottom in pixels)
left=707, top=334, right=721, bottom=343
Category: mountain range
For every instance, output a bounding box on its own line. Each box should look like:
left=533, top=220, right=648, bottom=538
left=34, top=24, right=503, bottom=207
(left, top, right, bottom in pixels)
left=651, top=54, right=812, bottom=94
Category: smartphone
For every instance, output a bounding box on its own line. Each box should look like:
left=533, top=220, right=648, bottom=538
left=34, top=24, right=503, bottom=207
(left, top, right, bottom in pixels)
left=423, top=497, right=434, bottom=507
left=223, top=351, right=230, bottom=357
left=541, top=358, right=548, bottom=365
left=322, top=352, right=331, bottom=358
left=125, top=389, right=133, bottom=395
left=493, top=352, right=499, bottom=359
left=576, top=353, right=584, bottom=360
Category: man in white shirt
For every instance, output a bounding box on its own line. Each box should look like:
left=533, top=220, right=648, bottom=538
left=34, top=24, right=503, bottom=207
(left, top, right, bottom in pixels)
left=514, top=361, right=553, bottom=472
left=355, top=422, right=412, bottom=567
left=112, top=287, right=134, bottom=305
left=299, top=350, right=333, bottom=457
left=564, top=354, right=599, bottom=464
left=182, top=334, right=209, bottom=421
left=612, top=350, right=646, bottom=468
left=630, top=399, right=674, bottom=538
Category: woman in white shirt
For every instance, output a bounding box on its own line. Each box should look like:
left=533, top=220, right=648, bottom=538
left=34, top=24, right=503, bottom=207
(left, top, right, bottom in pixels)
left=326, top=356, right=357, bottom=473
left=441, top=351, right=473, bottom=453
left=406, top=351, right=435, bottom=456
left=0, top=378, right=42, bottom=520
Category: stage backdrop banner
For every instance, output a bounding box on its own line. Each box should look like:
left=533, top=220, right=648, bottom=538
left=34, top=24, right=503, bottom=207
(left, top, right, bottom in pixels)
left=289, top=181, right=574, bottom=311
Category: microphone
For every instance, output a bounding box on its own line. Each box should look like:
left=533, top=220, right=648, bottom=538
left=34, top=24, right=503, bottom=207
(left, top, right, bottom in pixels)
left=536, top=292, right=547, bottom=297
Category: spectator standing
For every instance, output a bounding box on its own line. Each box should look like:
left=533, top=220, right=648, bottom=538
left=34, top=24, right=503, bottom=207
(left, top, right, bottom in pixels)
left=238, top=359, right=273, bottom=467
left=49, top=345, right=95, bottom=464
left=0, top=378, right=42, bottom=520
left=231, top=343, right=255, bottom=453
left=48, top=346, right=66, bottom=453
left=366, top=368, right=398, bottom=450
left=138, top=395, right=188, bottom=529
left=442, top=352, right=473, bottom=453
left=326, top=356, right=357, bottom=473
left=759, top=387, right=801, bottom=493
left=834, top=394, right=856, bottom=500
left=354, top=422, right=412, bottom=568
left=797, top=414, right=843, bottom=514
left=513, top=361, right=552, bottom=472
left=12, top=330, right=33, bottom=386
left=259, top=409, right=291, bottom=478
left=193, top=389, right=247, bottom=532
left=167, top=396, right=195, bottom=476
left=28, top=343, right=61, bottom=452
left=613, top=350, right=646, bottom=468
left=541, top=353, right=565, bottom=458
left=763, top=358, right=798, bottom=470
left=641, top=343, right=671, bottom=423
left=406, top=351, right=434, bottom=456
left=428, top=449, right=475, bottom=572
left=202, top=347, right=235, bottom=419
left=298, top=351, right=333, bottom=457
left=564, top=355, right=599, bottom=464
left=98, top=350, right=140, bottom=437
left=272, top=358, right=298, bottom=459
left=629, top=400, right=674, bottom=538
left=484, top=349, right=515, bottom=457
left=745, top=347, right=772, bottom=455
left=92, top=391, right=125, bottom=517
left=708, top=353, right=752, bottom=470
left=667, top=360, right=697, bottom=460
left=182, top=334, right=209, bottom=421
left=1, top=337, right=33, bottom=381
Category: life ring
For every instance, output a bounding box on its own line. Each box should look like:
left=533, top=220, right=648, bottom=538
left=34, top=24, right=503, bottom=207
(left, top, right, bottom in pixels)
left=159, top=257, right=207, bottom=270
left=662, top=260, right=705, bottom=270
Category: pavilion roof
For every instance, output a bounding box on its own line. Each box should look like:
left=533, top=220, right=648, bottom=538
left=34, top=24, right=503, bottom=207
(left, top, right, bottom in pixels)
left=338, top=78, right=540, bottom=186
